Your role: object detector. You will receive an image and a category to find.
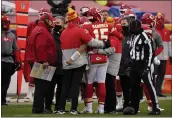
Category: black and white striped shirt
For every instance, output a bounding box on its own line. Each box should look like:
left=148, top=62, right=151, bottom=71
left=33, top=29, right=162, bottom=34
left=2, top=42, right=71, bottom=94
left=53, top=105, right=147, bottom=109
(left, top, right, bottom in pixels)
left=130, top=32, right=153, bottom=68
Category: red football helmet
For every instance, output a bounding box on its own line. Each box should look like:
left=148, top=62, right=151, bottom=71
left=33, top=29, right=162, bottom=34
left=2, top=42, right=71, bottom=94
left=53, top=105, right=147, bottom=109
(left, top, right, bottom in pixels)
left=40, top=13, right=55, bottom=28
left=119, top=4, right=132, bottom=17
left=87, top=8, right=102, bottom=22
left=38, top=8, right=50, bottom=16
left=155, top=12, right=165, bottom=29
left=123, top=9, right=136, bottom=19
left=80, top=16, right=91, bottom=24
left=141, top=13, right=155, bottom=27
left=80, top=6, right=90, bottom=16
left=2, top=15, right=10, bottom=30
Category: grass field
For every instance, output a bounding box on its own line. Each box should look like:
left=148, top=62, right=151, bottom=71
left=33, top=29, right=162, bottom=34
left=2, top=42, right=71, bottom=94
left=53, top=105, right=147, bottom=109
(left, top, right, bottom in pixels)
left=1, top=99, right=172, bottom=117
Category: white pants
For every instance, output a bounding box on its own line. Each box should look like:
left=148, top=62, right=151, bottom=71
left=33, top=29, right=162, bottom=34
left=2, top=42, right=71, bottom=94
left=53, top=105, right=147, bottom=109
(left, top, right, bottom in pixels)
left=87, top=61, right=109, bottom=84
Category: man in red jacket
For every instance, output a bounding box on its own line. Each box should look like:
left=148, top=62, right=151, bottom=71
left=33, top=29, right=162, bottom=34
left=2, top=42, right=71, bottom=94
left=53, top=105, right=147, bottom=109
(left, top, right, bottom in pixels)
left=25, top=13, right=57, bottom=114
left=24, top=8, right=50, bottom=102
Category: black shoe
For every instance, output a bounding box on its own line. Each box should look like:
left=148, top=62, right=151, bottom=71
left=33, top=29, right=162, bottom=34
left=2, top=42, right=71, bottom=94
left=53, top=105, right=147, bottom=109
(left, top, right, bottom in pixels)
left=104, top=110, right=117, bottom=114
left=70, top=110, right=80, bottom=114
left=157, top=93, right=166, bottom=97
left=1, top=103, right=8, bottom=106
left=44, top=108, right=53, bottom=114
left=148, top=109, right=160, bottom=115
left=123, top=107, right=136, bottom=115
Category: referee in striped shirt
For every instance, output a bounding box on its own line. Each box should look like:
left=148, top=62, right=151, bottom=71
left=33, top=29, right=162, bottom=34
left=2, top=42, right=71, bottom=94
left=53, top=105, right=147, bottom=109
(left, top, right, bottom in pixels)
left=128, top=19, right=160, bottom=115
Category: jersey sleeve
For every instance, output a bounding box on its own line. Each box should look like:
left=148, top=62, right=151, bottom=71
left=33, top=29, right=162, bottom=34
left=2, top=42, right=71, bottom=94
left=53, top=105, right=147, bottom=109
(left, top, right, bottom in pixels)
left=109, top=24, right=124, bottom=40
left=80, top=28, right=92, bottom=44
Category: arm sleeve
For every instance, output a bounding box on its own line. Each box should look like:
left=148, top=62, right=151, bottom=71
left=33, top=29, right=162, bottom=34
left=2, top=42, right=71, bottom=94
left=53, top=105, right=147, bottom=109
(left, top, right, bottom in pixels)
left=154, top=31, right=163, bottom=47
left=168, top=34, right=172, bottom=57
left=35, top=34, right=48, bottom=63
left=144, top=36, right=153, bottom=68
left=12, top=33, right=18, bottom=51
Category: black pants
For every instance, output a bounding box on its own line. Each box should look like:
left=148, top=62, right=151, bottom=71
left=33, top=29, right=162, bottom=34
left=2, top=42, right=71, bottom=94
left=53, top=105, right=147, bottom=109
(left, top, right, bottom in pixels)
left=104, top=73, right=116, bottom=112
left=1, top=62, right=14, bottom=104
left=130, top=62, right=158, bottom=113
left=119, top=75, right=131, bottom=109
left=155, top=60, right=166, bottom=94
left=59, top=65, right=86, bottom=111
left=45, top=74, right=63, bottom=110
left=32, top=79, right=51, bottom=113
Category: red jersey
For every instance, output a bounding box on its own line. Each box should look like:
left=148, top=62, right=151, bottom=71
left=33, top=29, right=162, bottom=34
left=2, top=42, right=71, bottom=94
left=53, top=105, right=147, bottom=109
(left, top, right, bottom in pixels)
left=82, top=21, right=124, bottom=41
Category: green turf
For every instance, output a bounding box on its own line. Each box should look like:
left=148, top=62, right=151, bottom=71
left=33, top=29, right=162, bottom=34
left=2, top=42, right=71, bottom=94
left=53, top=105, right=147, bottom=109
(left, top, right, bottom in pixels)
left=1, top=100, right=172, bottom=117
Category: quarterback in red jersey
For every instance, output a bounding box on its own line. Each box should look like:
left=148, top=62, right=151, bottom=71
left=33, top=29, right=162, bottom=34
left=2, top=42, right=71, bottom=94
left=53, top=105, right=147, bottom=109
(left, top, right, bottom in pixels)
left=81, top=8, right=124, bottom=114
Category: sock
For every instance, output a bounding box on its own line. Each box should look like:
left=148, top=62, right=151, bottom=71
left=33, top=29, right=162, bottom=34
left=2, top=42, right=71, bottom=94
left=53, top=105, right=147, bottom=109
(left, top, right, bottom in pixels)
left=98, top=104, right=104, bottom=110
left=116, top=95, right=123, bottom=106
left=115, top=79, right=122, bottom=96
left=86, top=84, right=93, bottom=103
left=143, top=84, right=152, bottom=107
left=26, top=84, right=34, bottom=98
left=97, top=83, right=106, bottom=104
left=87, top=102, right=92, bottom=110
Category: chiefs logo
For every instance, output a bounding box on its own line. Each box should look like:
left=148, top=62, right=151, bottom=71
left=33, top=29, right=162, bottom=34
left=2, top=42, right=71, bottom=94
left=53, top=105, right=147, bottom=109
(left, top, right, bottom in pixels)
left=96, top=57, right=102, bottom=60
left=21, top=2, right=26, bottom=10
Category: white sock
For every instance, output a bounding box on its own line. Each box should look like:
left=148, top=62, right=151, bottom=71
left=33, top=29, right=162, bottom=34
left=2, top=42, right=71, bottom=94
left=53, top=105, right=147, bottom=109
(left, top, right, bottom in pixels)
left=117, top=96, right=123, bottom=106
left=98, top=104, right=104, bottom=110
left=87, top=102, right=92, bottom=109
left=26, top=85, right=34, bottom=98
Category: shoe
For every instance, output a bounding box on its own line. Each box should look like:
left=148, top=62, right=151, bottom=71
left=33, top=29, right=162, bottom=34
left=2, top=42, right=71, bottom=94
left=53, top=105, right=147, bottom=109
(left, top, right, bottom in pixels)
left=44, top=108, right=53, bottom=114
left=157, top=93, right=166, bottom=97
left=148, top=109, right=160, bottom=115
left=116, top=104, right=123, bottom=112
left=81, top=107, right=93, bottom=114
left=140, top=98, right=146, bottom=103
left=70, top=110, right=79, bottom=115
left=1, top=102, right=8, bottom=106
left=148, top=106, right=164, bottom=112
left=95, top=108, right=104, bottom=114
left=53, top=110, right=59, bottom=114
left=57, top=110, right=65, bottom=115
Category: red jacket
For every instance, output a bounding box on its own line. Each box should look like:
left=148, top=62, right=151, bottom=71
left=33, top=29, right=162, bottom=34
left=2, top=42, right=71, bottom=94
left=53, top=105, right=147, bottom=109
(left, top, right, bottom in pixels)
left=60, top=23, right=93, bottom=69
left=25, top=21, right=57, bottom=65
left=24, top=20, right=38, bottom=82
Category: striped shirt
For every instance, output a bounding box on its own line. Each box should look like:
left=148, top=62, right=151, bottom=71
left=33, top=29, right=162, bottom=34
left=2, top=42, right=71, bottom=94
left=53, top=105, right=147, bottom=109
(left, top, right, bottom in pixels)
left=130, top=32, right=154, bottom=68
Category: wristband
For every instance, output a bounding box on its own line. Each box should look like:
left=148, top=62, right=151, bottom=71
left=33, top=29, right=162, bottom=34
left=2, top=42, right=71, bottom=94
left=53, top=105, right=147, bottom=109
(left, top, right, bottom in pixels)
left=71, top=51, right=81, bottom=61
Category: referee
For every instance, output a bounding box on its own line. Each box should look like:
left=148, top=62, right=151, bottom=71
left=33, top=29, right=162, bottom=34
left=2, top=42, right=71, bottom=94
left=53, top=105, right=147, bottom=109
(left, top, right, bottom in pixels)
left=128, top=19, right=160, bottom=115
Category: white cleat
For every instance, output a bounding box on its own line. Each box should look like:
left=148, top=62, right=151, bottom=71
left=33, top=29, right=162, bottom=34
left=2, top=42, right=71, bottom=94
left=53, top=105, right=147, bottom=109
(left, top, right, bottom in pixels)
left=148, top=106, right=164, bottom=112
left=81, top=107, right=93, bottom=114
left=24, top=97, right=33, bottom=102
left=116, top=104, right=123, bottom=112
left=95, top=108, right=104, bottom=114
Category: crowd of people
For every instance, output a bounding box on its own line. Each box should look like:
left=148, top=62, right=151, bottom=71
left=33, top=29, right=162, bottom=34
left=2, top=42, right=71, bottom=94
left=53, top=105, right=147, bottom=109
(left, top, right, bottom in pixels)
left=1, top=4, right=172, bottom=115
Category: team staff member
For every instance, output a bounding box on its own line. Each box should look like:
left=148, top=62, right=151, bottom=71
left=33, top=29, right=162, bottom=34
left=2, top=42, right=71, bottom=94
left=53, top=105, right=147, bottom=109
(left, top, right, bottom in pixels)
left=58, top=8, right=109, bottom=115
left=24, top=8, right=50, bottom=101
left=104, top=17, right=122, bottom=113
left=25, top=13, right=57, bottom=114
left=44, top=16, right=65, bottom=113
left=155, top=13, right=172, bottom=97
left=129, top=19, right=160, bottom=115
left=1, top=15, right=22, bottom=106
left=118, top=10, right=136, bottom=111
